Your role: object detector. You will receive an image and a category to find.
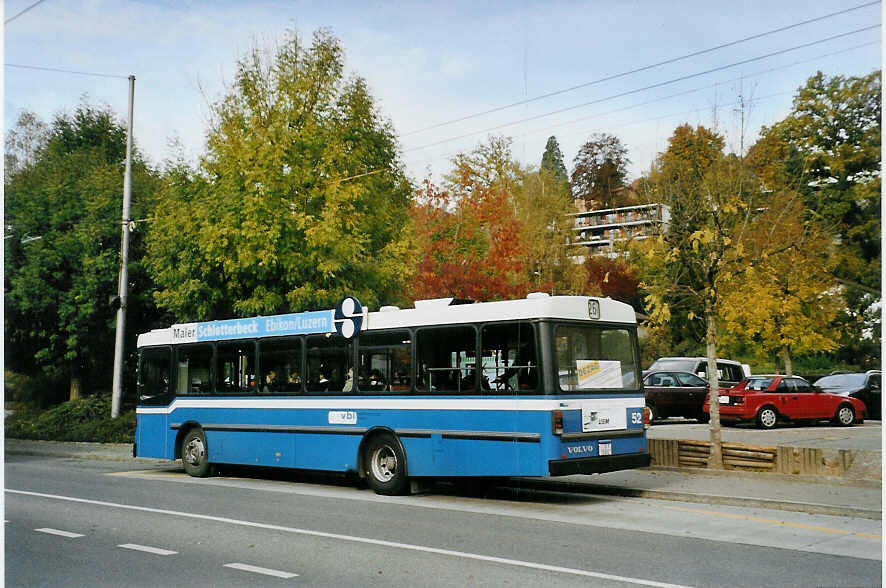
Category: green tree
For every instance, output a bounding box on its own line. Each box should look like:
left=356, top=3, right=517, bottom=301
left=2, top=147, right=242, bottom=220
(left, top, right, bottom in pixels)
left=571, top=133, right=630, bottom=209
left=4, top=105, right=159, bottom=401
left=753, top=70, right=881, bottom=366
left=147, top=30, right=413, bottom=320
left=540, top=135, right=569, bottom=189
left=516, top=167, right=586, bottom=295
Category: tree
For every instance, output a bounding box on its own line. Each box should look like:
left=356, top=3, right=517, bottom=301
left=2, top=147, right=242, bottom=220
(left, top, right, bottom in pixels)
left=4, top=105, right=159, bottom=401
left=409, top=177, right=529, bottom=301
left=752, top=70, right=881, bottom=366
left=540, top=135, right=569, bottom=188
left=584, top=256, right=642, bottom=310
left=147, top=30, right=413, bottom=320
left=719, top=194, right=842, bottom=375
left=638, top=124, right=760, bottom=468
left=412, top=136, right=584, bottom=301
left=516, top=167, right=586, bottom=295
left=571, top=133, right=630, bottom=209
left=4, top=111, right=49, bottom=175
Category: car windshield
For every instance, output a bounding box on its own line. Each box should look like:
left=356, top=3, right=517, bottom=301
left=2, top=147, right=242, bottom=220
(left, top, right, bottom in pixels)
left=744, top=377, right=773, bottom=391
left=815, top=374, right=867, bottom=388
left=648, top=359, right=695, bottom=372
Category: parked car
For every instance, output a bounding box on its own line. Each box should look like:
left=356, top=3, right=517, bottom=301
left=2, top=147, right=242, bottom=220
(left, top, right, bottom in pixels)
left=704, top=375, right=866, bottom=429
left=814, top=371, right=881, bottom=420
left=643, top=371, right=714, bottom=423
left=646, top=357, right=749, bottom=388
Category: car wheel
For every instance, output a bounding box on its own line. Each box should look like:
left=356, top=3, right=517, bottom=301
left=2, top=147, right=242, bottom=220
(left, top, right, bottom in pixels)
left=833, top=404, right=856, bottom=427
left=181, top=428, right=211, bottom=478
left=756, top=406, right=778, bottom=429
left=696, top=412, right=710, bottom=424
left=363, top=433, right=409, bottom=495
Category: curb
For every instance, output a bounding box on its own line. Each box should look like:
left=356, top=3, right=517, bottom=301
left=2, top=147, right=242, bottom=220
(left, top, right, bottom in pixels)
left=509, top=478, right=882, bottom=521
left=7, top=440, right=880, bottom=520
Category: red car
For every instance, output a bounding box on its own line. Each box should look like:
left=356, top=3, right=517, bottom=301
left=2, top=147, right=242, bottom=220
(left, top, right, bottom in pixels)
left=704, top=375, right=866, bottom=429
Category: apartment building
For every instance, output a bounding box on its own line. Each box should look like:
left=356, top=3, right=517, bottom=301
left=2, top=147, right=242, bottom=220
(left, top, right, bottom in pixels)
left=569, top=203, right=670, bottom=260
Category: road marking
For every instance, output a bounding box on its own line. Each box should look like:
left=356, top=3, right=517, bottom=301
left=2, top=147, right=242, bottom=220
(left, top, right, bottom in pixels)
left=224, top=563, right=298, bottom=579
left=35, top=528, right=84, bottom=538
left=660, top=504, right=882, bottom=540
left=118, top=543, right=178, bottom=556
left=8, top=489, right=690, bottom=588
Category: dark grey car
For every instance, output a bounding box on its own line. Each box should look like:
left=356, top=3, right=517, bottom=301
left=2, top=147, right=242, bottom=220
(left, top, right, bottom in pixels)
left=814, top=371, right=881, bottom=420
left=643, top=370, right=710, bottom=423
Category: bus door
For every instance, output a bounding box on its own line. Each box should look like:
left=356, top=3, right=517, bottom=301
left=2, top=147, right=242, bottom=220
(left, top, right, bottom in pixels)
left=480, top=322, right=538, bottom=473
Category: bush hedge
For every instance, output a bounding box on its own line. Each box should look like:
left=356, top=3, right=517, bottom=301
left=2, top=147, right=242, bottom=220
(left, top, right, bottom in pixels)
left=5, top=395, right=135, bottom=443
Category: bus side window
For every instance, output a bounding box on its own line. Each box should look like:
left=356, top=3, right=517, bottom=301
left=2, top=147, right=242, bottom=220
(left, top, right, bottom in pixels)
left=358, top=330, right=412, bottom=393
left=306, top=335, right=352, bottom=393
left=416, top=326, right=477, bottom=394
left=259, top=337, right=303, bottom=394
left=176, top=344, right=213, bottom=395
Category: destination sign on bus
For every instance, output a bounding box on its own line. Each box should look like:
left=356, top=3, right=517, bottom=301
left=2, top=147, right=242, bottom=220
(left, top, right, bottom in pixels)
left=171, top=310, right=334, bottom=343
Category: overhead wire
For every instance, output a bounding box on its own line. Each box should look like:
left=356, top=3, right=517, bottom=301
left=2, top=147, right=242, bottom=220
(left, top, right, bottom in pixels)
left=403, top=24, right=880, bottom=154
left=405, top=39, right=879, bottom=170
left=4, top=63, right=130, bottom=80
left=402, top=0, right=881, bottom=136
left=5, top=0, right=48, bottom=24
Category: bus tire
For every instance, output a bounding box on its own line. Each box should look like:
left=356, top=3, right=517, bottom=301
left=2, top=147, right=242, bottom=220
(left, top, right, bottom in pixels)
left=181, top=428, right=211, bottom=478
left=363, top=433, right=408, bottom=495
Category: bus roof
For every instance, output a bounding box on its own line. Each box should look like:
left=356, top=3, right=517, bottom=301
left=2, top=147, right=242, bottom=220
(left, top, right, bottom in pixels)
left=136, top=294, right=636, bottom=348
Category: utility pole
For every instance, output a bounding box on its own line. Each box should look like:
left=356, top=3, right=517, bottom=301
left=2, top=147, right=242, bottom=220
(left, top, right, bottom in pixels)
left=111, top=75, right=135, bottom=418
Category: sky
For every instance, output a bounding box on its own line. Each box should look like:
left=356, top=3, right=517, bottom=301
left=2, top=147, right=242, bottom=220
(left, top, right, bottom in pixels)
left=3, top=0, right=882, bottom=184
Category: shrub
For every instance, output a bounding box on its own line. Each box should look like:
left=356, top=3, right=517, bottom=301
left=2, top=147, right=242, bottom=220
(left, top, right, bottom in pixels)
left=5, top=394, right=135, bottom=443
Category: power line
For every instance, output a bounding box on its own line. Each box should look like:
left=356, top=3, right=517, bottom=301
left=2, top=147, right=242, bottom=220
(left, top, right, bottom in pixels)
left=5, top=0, right=48, bottom=24
left=403, top=0, right=881, bottom=137
left=403, top=25, right=880, bottom=153
left=405, top=39, right=879, bottom=170
left=4, top=63, right=129, bottom=79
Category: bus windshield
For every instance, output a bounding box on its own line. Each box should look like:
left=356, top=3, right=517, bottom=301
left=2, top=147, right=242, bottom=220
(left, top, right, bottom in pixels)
left=555, top=324, right=638, bottom=392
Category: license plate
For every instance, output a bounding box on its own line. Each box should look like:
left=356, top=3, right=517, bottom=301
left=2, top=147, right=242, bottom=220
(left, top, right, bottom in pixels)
left=599, top=442, right=612, bottom=456
left=718, top=395, right=730, bottom=404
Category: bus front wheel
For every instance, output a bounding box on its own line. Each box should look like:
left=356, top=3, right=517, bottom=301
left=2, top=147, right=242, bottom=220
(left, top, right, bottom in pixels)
left=363, top=434, right=408, bottom=495
left=181, top=428, right=211, bottom=478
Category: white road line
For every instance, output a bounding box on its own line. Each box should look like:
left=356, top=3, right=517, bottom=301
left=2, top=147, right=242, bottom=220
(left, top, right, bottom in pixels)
left=118, top=543, right=178, bottom=556
left=8, top=488, right=691, bottom=588
left=224, top=563, right=298, bottom=579
left=35, top=528, right=84, bottom=538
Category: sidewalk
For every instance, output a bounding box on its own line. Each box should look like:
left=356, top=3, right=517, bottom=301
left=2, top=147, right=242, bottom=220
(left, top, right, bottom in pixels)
left=5, top=438, right=882, bottom=520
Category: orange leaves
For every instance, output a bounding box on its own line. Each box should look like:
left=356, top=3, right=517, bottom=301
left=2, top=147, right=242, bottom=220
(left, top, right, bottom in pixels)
left=409, top=179, right=530, bottom=302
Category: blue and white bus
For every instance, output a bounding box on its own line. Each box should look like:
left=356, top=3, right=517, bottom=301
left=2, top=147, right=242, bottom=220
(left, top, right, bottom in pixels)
left=135, top=294, right=650, bottom=495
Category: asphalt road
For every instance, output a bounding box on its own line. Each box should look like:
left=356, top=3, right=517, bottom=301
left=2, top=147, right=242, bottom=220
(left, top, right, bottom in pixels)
left=648, top=418, right=882, bottom=451
left=5, top=455, right=881, bottom=587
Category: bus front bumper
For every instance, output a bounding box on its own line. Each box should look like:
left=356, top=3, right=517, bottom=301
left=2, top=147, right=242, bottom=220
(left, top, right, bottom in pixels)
left=548, top=452, right=651, bottom=476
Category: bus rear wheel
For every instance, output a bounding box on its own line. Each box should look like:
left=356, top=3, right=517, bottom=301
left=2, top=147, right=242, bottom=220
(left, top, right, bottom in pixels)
left=181, top=428, right=211, bottom=478
left=364, top=434, right=408, bottom=495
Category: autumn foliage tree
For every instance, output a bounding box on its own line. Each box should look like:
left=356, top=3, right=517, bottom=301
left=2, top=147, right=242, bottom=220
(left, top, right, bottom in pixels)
left=720, top=194, right=842, bottom=375
left=410, top=178, right=528, bottom=301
